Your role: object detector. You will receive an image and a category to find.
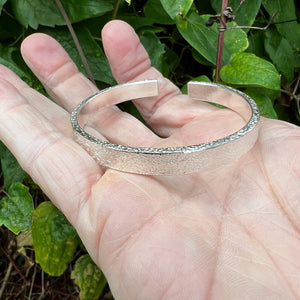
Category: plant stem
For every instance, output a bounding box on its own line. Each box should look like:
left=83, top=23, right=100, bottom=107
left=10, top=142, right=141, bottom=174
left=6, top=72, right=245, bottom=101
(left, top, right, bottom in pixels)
left=233, top=0, right=246, bottom=15
left=0, top=262, right=12, bottom=298
left=112, top=0, right=121, bottom=19
left=0, top=244, right=28, bottom=284
left=226, top=11, right=278, bottom=31
left=215, top=0, right=228, bottom=82
left=55, top=0, right=96, bottom=85
left=28, top=264, right=37, bottom=299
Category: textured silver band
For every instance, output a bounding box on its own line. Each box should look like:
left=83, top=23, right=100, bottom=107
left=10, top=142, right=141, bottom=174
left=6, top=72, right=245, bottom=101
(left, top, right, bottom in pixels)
left=71, top=80, right=260, bottom=175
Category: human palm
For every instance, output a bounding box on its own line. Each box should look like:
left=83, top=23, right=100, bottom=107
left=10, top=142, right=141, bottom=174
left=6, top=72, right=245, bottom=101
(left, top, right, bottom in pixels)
left=0, top=20, right=299, bottom=299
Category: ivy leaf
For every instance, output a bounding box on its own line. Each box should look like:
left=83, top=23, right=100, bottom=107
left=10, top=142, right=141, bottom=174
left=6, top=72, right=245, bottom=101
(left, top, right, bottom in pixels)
left=11, top=0, right=114, bottom=29
left=0, top=142, right=25, bottom=189
left=245, top=88, right=278, bottom=119
left=160, top=0, right=193, bottom=20
left=262, top=0, right=300, bottom=51
left=71, top=254, right=107, bottom=300
left=178, top=12, right=248, bottom=65
left=32, top=202, right=79, bottom=276
left=144, top=0, right=175, bottom=25
left=41, top=25, right=115, bottom=86
left=0, top=183, right=34, bottom=235
left=264, top=28, right=295, bottom=83
left=211, top=0, right=262, bottom=27
left=220, top=52, right=281, bottom=90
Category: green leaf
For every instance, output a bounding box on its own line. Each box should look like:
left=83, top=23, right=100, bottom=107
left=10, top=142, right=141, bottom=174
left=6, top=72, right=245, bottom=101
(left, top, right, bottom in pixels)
left=32, top=202, right=79, bottom=276
left=144, top=0, right=175, bottom=25
left=41, top=25, right=115, bottom=85
left=192, top=49, right=212, bottom=66
left=262, top=0, right=300, bottom=51
left=120, top=16, right=158, bottom=32
left=264, top=28, right=295, bottom=83
left=72, top=254, right=107, bottom=300
left=0, top=0, right=7, bottom=13
left=0, top=46, right=30, bottom=82
left=0, top=45, right=43, bottom=91
left=0, top=183, right=34, bottom=234
left=160, top=0, right=193, bottom=19
left=178, top=12, right=248, bottom=65
left=0, top=142, right=25, bottom=189
left=245, top=88, right=278, bottom=119
left=220, top=52, right=281, bottom=90
left=139, top=31, right=165, bottom=72
left=211, top=0, right=262, bottom=27
left=11, top=0, right=114, bottom=29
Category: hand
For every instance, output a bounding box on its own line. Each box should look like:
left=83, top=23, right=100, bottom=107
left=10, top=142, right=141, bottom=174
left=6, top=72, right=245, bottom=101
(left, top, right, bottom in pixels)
left=0, top=20, right=299, bottom=299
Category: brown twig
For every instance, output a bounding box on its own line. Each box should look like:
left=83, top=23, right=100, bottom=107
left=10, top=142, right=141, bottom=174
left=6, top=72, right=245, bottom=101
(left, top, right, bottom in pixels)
left=226, top=11, right=278, bottom=31
left=112, top=0, right=121, bottom=19
left=0, top=244, right=28, bottom=284
left=215, top=0, right=228, bottom=82
left=0, top=262, right=13, bottom=298
left=214, top=2, right=278, bottom=82
left=28, top=264, right=37, bottom=299
left=55, top=0, right=96, bottom=85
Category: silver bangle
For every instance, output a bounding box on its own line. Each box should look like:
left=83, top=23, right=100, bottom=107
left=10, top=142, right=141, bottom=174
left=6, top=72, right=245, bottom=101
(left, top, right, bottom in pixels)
left=71, top=80, right=260, bottom=175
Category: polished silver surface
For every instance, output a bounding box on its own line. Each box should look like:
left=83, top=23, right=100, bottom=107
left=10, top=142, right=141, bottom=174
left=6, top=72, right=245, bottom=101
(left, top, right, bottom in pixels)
left=71, top=80, right=260, bottom=175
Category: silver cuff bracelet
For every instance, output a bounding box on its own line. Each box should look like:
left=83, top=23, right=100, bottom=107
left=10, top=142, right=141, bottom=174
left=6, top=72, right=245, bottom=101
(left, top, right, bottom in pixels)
left=71, top=80, right=260, bottom=175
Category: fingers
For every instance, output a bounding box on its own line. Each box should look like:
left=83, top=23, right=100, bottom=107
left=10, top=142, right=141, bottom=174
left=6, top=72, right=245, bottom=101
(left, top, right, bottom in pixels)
left=20, top=33, right=160, bottom=146
left=0, top=65, right=73, bottom=136
left=0, top=78, right=102, bottom=223
left=20, top=33, right=98, bottom=112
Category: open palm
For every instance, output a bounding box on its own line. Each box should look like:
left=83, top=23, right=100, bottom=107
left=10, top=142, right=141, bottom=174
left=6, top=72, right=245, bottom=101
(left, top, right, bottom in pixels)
left=0, top=21, right=299, bottom=299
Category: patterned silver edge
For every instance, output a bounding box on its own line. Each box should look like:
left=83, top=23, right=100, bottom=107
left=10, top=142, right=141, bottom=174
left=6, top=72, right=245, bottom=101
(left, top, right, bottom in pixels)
left=70, top=80, right=260, bottom=175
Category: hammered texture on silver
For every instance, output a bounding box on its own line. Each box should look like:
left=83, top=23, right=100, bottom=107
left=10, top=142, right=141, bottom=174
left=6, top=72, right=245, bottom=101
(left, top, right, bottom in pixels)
left=71, top=80, right=260, bottom=175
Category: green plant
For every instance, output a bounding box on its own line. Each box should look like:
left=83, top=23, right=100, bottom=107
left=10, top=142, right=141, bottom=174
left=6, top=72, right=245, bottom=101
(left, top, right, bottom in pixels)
left=0, top=0, right=299, bottom=298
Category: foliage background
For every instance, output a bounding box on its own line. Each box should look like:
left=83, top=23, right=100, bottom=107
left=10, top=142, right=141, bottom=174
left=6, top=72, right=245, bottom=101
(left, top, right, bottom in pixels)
left=0, top=0, right=299, bottom=299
